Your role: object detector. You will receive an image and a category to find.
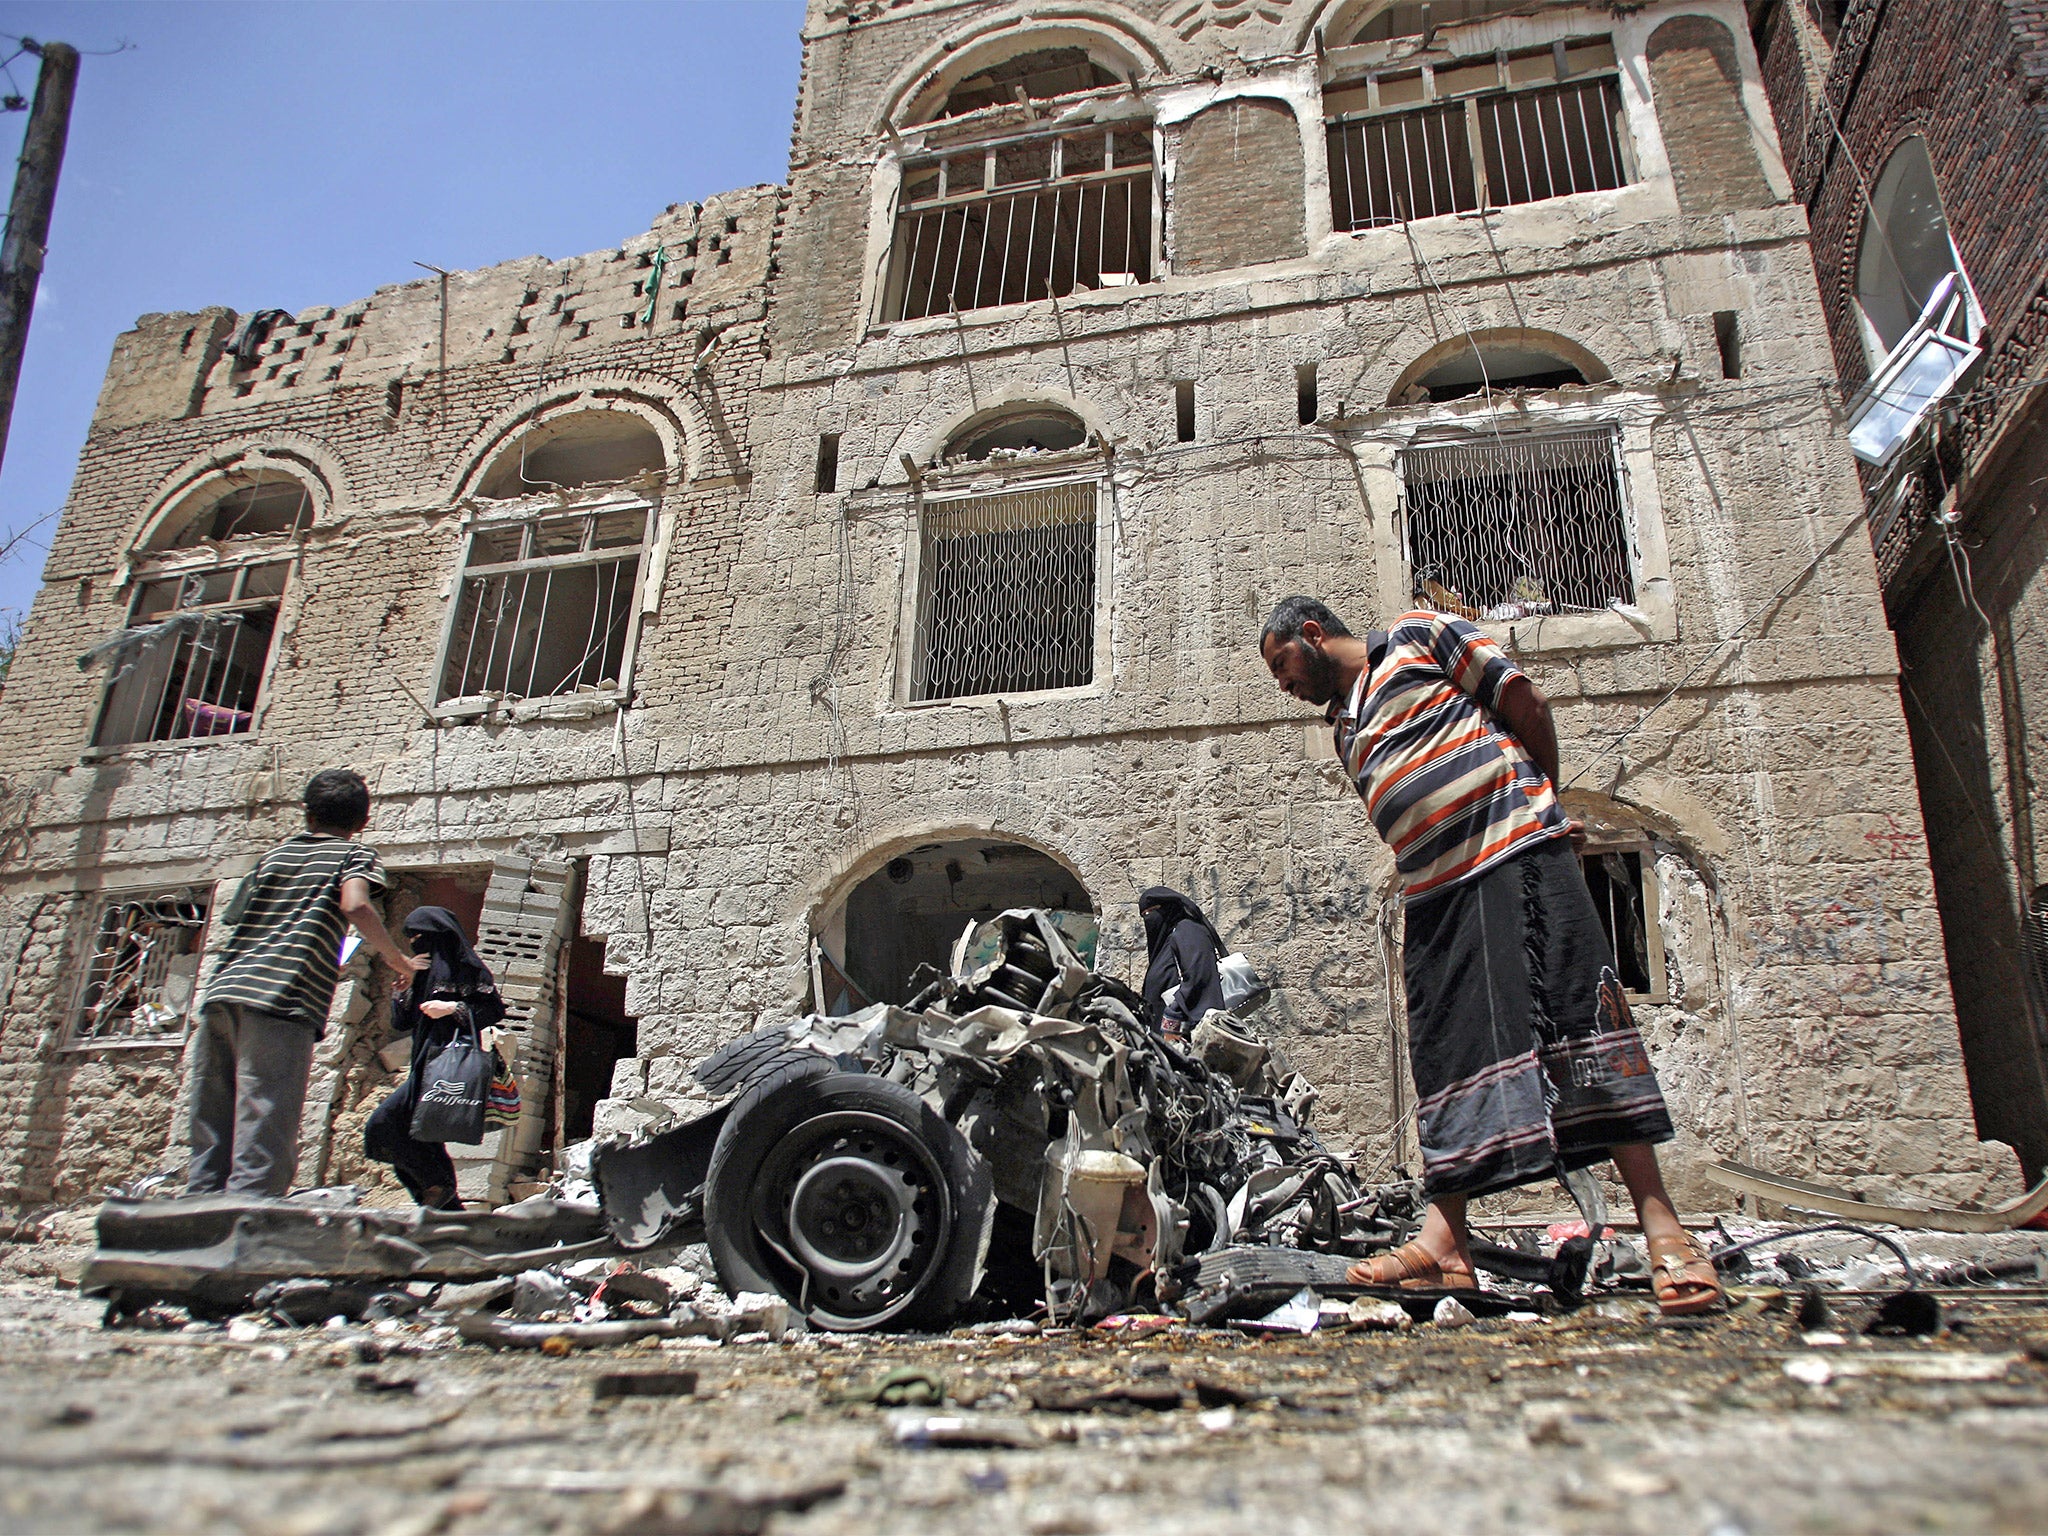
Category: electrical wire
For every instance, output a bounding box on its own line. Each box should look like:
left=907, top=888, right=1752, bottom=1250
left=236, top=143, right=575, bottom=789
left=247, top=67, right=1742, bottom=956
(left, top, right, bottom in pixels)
left=1708, top=1220, right=1922, bottom=1290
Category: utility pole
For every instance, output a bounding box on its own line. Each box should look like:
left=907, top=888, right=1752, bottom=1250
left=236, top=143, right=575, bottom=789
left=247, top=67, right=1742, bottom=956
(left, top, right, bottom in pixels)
left=0, top=41, right=80, bottom=476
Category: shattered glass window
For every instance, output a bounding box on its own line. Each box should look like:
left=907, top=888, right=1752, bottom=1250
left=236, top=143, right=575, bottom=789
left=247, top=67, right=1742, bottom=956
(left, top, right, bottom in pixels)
left=92, top=561, right=290, bottom=748
left=70, top=891, right=211, bottom=1046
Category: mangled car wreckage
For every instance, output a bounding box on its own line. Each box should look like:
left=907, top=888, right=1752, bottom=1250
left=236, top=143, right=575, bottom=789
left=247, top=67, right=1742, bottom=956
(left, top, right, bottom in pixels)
left=593, top=909, right=1436, bottom=1331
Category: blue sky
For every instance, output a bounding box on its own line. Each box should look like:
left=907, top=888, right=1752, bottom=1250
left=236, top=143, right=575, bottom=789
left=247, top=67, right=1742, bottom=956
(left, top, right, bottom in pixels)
left=0, top=0, right=805, bottom=623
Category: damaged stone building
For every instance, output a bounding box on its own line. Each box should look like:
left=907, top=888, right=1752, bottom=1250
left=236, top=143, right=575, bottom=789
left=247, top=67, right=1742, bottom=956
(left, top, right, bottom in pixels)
left=0, top=0, right=2021, bottom=1217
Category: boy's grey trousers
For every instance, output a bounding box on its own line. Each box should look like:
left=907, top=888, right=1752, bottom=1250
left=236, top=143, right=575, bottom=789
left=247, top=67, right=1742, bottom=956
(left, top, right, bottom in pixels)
left=186, top=1002, right=317, bottom=1197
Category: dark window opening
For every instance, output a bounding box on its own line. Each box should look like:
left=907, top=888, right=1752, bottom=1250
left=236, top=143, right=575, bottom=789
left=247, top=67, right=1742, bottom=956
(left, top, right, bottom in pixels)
left=1402, top=344, right=1589, bottom=404
left=936, top=48, right=1120, bottom=119
left=69, top=890, right=211, bottom=1045
left=1296, top=363, right=1319, bottom=425
left=945, top=407, right=1088, bottom=461
left=836, top=838, right=1095, bottom=1005
left=816, top=432, right=841, bottom=493
left=168, top=480, right=312, bottom=547
left=1175, top=380, right=1196, bottom=442
left=563, top=934, right=639, bottom=1143
left=1715, top=310, right=1742, bottom=379
left=1351, top=0, right=1528, bottom=44
left=1581, top=848, right=1656, bottom=995
left=477, top=413, right=665, bottom=498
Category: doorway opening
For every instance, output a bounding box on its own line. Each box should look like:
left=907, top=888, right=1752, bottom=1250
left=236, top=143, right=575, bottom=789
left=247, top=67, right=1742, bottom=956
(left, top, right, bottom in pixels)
left=562, top=933, right=638, bottom=1143
left=821, top=838, right=1093, bottom=1006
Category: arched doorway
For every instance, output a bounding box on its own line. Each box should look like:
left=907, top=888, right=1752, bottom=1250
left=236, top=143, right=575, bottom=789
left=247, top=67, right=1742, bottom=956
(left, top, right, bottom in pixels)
left=818, top=838, right=1094, bottom=1007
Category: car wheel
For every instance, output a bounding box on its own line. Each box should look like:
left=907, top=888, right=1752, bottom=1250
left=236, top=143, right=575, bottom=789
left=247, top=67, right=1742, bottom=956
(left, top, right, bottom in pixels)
left=703, top=1061, right=994, bottom=1332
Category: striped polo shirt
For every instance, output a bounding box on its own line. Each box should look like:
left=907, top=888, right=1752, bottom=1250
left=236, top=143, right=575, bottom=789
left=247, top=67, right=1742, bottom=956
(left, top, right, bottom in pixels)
left=203, top=833, right=389, bottom=1032
left=1333, top=610, right=1569, bottom=901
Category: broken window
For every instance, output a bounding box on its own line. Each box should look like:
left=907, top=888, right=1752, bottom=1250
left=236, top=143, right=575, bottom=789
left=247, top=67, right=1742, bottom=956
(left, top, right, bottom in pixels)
left=92, top=560, right=289, bottom=747
left=475, top=412, right=666, bottom=499
left=1400, top=428, right=1633, bottom=619
left=912, top=479, right=1097, bottom=702
left=935, top=48, right=1121, bottom=118
left=437, top=502, right=652, bottom=705
left=945, top=406, right=1089, bottom=462
left=883, top=123, right=1155, bottom=322
left=69, top=890, right=211, bottom=1046
left=1397, top=340, right=1591, bottom=405
left=1349, top=0, right=1529, bottom=44
left=163, top=479, right=312, bottom=548
left=1579, top=846, right=1665, bottom=1001
left=1846, top=137, right=1983, bottom=466
left=1325, top=38, right=1629, bottom=231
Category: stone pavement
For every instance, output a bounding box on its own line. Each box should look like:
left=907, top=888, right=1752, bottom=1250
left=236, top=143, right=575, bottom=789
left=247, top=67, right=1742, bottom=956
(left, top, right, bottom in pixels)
left=4, top=1269, right=2048, bottom=1536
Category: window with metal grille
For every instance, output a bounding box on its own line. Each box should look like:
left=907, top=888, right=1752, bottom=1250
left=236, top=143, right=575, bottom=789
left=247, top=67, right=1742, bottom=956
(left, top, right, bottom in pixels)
left=912, top=481, right=1097, bottom=701
left=70, top=890, right=211, bottom=1046
left=884, top=124, right=1154, bottom=323
left=1326, top=38, right=1629, bottom=231
left=1401, top=429, right=1633, bottom=619
left=93, top=560, right=289, bottom=748
left=438, top=502, right=651, bottom=705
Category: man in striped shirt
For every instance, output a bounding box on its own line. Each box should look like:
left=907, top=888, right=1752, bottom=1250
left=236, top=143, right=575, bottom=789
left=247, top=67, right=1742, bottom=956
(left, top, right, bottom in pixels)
left=1260, top=598, right=1721, bottom=1316
left=188, top=769, right=427, bottom=1197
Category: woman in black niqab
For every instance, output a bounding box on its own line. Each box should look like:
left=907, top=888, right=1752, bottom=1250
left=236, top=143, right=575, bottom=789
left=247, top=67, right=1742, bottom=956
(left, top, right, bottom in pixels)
left=364, top=906, right=506, bottom=1209
left=1139, top=887, right=1227, bottom=1037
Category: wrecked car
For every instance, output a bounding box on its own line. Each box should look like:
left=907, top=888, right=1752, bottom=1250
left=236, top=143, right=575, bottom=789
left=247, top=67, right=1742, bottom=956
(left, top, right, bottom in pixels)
left=593, top=909, right=1422, bottom=1331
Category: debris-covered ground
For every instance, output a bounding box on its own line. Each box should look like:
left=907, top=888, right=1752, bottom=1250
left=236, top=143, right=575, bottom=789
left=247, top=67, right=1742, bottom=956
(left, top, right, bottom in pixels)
left=7, top=1223, right=2048, bottom=1536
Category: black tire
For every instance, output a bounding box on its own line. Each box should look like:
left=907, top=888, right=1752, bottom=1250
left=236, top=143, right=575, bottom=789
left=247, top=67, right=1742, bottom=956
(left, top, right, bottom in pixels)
left=694, top=1025, right=809, bottom=1099
left=703, top=1061, right=994, bottom=1332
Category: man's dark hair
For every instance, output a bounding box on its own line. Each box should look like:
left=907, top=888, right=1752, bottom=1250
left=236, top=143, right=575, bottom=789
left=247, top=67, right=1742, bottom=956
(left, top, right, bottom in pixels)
left=1261, top=596, right=1352, bottom=647
left=304, top=768, right=370, bottom=831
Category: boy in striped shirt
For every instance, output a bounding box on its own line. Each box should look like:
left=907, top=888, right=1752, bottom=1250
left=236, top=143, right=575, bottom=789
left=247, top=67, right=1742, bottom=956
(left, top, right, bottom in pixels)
left=1259, top=598, right=1721, bottom=1316
left=187, top=769, right=426, bottom=1197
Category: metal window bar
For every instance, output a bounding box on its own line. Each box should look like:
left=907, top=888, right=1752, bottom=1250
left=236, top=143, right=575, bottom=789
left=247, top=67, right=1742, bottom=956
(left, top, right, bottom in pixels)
left=886, top=130, right=1153, bottom=322
left=439, top=506, right=649, bottom=703
left=1401, top=429, right=1634, bottom=617
left=1327, top=75, right=1626, bottom=231
left=71, top=892, right=210, bottom=1044
left=93, top=575, right=282, bottom=749
left=913, top=481, right=1097, bottom=702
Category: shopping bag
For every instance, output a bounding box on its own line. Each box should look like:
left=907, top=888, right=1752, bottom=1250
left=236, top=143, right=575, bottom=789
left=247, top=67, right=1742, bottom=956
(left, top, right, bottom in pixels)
left=409, top=1026, right=491, bottom=1144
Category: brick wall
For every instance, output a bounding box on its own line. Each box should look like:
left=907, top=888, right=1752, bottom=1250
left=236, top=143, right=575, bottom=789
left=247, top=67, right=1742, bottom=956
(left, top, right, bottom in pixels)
left=1648, top=14, right=1779, bottom=215
left=1169, top=98, right=1309, bottom=274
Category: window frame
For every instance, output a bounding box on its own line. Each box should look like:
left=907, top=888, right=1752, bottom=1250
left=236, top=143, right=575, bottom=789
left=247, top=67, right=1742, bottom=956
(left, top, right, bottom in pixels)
left=430, top=494, right=658, bottom=719
left=879, top=116, right=1163, bottom=326
left=87, top=550, right=295, bottom=754
left=892, top=456, right=1110, bottom=708
left=63, top=887, right=215, bottom=1051
left=1578, top=837, right=1668, bottom=1006
left=1323, top=34, right=1637, bottom=232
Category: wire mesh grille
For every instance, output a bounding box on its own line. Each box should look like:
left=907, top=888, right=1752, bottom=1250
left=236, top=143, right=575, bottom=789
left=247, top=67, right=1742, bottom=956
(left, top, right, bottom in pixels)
left=1402, top=429, right=1634, bottom=617
left=440, top=506, right=649, bottom=703
left=72, top=893, right=210, bottom=1043
left=913, top=482, right=1097, bottom=702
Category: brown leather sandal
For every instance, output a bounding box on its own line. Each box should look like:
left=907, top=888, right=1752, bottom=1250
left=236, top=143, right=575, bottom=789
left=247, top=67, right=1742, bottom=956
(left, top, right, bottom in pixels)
left=1647, top=1232, right=1724, bottom=1316
left=1346, top=1241, right=1478, bottom=1290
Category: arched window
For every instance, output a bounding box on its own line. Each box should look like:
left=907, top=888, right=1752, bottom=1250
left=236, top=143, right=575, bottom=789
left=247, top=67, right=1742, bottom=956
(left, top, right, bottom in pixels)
left=475, top=411, right=666, bottom=499
left=441, top=411, right=668, bottom=709
left=944, top=406, right=1090, bottom=461
left=94, top=472, right=315, bottom=749
left=932, top=48, right=1121, bottom=120
left=1855, top=137, right=1978, bottom=365
left=1845, top=137, right=1983, bottom=465
left=1397, top=341, right=1589, bottom=405
left=1349, top=1, right=1528, bottom=45
left=885, top=45, right=1154, bottom=323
